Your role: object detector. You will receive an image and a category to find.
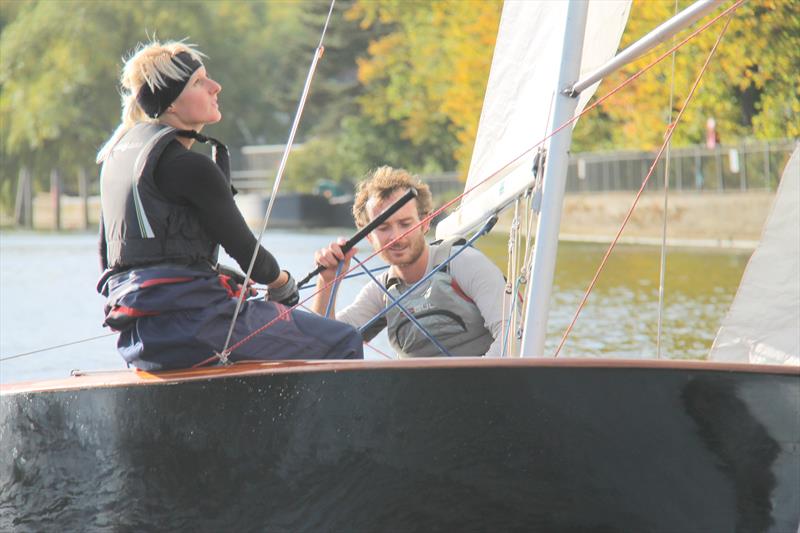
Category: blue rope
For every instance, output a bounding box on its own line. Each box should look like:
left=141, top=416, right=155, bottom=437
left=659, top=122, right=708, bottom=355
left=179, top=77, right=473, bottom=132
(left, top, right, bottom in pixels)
left=297, top=265, right=389, bottom=291
left=353, top=254, right=453, bottom=357
left=324, top=261, right=345, bottom=318
left=357, top=216, right=498, bottom=356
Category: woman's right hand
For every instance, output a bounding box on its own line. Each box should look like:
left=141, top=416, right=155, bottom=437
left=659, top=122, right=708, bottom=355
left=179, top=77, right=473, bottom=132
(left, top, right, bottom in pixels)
left=314, top=237, right=357, bottom=284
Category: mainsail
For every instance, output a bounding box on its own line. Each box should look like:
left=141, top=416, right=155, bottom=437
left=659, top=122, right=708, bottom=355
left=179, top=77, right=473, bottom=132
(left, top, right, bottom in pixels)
left=436, top=0, right=631, bottom=239
left=710, top=146, right=800, bottom=365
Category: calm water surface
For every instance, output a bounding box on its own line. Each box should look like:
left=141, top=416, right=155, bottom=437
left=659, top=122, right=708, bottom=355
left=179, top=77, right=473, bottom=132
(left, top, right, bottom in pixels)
left=0, top=231, right=749, bottom=384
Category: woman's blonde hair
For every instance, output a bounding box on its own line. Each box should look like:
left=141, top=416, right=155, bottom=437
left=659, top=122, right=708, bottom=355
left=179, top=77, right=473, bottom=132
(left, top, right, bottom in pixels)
left=96, top=40, right=205, bottom=163
left=352, top=166, right=433, bottom=229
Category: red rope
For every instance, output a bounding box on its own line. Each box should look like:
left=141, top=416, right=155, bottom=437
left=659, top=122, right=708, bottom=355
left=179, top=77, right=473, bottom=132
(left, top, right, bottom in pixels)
left=552, top=12, right=737, bottom=358
left=223, top=252, right=389, bottom=355
left=365, top=342, right=393, bottom=360
left=212, top=0, right=744, bottom=361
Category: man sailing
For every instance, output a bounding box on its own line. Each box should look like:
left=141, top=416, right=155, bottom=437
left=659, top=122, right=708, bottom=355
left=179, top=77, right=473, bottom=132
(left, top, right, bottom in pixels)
left=312, top=166, right=509, bottom=357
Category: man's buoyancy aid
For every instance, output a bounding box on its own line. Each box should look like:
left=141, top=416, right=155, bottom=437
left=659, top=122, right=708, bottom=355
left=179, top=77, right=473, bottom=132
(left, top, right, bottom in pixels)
left=100, top=123, right=224, bottom=271
left=383, top=238, right=494, bottom=358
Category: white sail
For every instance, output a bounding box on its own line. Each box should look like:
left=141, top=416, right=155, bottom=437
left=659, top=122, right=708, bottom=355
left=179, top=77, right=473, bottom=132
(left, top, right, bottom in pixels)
left=436, top=0, right=631, bottom=239
left=709, top=145, right=800, bottom=365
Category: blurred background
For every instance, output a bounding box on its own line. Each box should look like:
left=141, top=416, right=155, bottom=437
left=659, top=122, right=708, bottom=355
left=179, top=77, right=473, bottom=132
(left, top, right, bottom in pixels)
left=1, top=0, right=797, bottom=379
left=0, top=0, right=796, bottom=225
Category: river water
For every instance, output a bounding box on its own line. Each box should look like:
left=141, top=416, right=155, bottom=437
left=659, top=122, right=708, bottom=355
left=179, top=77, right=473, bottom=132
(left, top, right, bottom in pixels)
left=0, top=230, right=749, bottom=384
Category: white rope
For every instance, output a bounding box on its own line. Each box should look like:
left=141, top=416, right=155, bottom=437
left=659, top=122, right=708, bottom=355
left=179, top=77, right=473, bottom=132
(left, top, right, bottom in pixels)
left=502, top=157, right=544, bottom=358
left=502, top=197, right=521, bottom=357
left=656, top=0, right=679, bottom=360
left=220, top=0, right=337, bottom=359
left=510, top=94, right=553, bottom=356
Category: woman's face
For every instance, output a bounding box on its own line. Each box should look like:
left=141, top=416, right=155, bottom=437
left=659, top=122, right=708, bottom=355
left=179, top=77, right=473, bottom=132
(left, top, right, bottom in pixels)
left=165, top=67, right=222, bottom=130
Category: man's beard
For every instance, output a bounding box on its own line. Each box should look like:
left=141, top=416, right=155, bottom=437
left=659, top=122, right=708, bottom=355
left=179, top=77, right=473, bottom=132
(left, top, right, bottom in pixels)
left=382, top=232, right=426, bottom=267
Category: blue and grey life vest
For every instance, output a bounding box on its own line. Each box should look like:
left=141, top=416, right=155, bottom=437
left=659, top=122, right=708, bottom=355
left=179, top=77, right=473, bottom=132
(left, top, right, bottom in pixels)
left=100, top=123, right=223, bottom=271
left=382, top=238, right=494, bottom=358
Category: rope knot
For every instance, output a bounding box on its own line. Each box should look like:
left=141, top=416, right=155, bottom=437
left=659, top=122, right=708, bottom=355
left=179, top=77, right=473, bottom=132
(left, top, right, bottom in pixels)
left=214, top=349, right=232, bottom=366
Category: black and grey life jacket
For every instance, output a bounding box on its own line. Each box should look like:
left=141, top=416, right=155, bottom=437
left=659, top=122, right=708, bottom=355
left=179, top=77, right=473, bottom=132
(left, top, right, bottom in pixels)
left=100, top=123, right=228, bottom=271
left=381, top=238, right=494, bottom=358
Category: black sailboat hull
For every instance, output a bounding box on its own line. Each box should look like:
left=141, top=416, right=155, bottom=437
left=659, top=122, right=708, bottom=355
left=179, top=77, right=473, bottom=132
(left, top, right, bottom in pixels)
left=1, top=359, right=798, bottom=531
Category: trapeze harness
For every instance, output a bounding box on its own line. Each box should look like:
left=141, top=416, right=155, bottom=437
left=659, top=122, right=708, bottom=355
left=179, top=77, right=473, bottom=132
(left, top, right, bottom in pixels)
left=380, top=238, right=494, bottom=358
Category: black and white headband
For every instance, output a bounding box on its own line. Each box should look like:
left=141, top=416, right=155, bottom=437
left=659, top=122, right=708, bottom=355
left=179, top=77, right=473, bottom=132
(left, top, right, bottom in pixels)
left=136, top=51, right=203, bottom=119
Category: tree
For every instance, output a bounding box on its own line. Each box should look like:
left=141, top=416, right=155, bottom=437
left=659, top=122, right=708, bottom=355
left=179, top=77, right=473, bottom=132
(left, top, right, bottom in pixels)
left=345, top=0, right=502, bottom=175
left=573, top=0, right=799, bottom=150
left=0, top=0, right=386, bottom=202
left=2, top=0, right=795, bottom=214
left=0, top=1, right=284, bottom=194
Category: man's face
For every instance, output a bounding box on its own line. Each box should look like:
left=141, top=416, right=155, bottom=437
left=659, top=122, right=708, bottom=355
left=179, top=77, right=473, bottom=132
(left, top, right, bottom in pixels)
left=366, top=190, right=429, bottom=267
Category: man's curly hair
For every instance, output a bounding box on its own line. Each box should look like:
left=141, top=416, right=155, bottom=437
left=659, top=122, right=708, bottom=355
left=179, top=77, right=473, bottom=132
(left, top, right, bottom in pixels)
left=352, top=166, right=433, bottom=229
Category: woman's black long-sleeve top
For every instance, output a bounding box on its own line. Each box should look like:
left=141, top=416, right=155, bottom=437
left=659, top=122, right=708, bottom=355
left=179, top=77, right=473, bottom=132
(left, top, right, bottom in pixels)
left=99, top=140, right=281, bottom=285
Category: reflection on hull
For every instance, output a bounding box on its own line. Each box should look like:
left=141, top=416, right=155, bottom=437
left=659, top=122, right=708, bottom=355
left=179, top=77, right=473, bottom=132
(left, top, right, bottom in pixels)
left=1, top=359, right=798, bottom=531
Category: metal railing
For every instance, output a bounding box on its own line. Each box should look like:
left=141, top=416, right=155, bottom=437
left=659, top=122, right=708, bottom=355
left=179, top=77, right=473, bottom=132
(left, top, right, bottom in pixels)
left=566, top=138, right=797, bottom=193
left=227, top=139, right=797, bottom=195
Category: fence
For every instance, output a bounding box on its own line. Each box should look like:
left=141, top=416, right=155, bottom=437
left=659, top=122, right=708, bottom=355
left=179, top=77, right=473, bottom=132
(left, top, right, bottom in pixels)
left=565, top=138, right=796, bottom=193
left=6, top=139, right=795, bottom=230
left=346, top=139, right=796, bottom=201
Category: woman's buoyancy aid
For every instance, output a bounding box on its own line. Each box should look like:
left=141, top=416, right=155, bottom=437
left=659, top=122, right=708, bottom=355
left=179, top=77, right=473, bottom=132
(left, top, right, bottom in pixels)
left=383, top=238, right=494, bottom=357
left=99, top=123, right=230, bottom=272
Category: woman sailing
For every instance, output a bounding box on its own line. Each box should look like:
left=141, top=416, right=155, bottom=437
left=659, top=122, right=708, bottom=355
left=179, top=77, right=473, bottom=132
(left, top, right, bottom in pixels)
left=96, top=40, right=363, bottom=370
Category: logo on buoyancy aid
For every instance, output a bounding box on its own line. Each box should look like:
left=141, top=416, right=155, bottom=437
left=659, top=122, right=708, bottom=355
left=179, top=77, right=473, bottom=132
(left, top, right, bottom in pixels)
left=383, top=237, right=493, bottom=358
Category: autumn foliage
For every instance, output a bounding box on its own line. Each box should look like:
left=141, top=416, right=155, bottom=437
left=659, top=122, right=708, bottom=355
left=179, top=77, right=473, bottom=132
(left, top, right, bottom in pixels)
left=350, top=0, right=798, bottom=167
left=347, top=0, right=503, bottom=172
left=0, top=0, right=796, bottom=198
left=576, top=0, right=800, bottom=151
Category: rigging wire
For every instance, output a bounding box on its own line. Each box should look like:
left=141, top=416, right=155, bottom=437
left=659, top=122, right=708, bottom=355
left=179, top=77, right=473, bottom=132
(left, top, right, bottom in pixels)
left=218, top=0, right=337, bottom=362
left=501, top=90, right=552, bottom=357
left=0, top=333, right=117, bottom=362
left=656, top=0, right=681, bottom=360
left=552, top=11, right=737, bottom=358
left=192, top=0, right=746, bottom=362
left=510, top=92, right=553, bottom=355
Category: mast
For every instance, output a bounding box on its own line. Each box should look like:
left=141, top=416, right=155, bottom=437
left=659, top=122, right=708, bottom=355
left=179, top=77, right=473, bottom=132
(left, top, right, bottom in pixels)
left=519, top=0, right=726, bottom=357
left=519, top=0, right=590, bottom=357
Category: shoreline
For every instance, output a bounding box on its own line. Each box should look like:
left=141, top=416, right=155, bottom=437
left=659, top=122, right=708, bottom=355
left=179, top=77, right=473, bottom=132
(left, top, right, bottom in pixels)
left=494, top=190, right=773, bottom=250
left=1, top=190, right=774, bottom=250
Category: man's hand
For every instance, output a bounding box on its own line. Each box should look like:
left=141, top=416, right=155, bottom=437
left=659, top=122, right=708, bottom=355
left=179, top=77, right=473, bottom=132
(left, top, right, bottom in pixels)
left=267, top=270, right=299, bottom=307
left=309, top=238, right=357, bottom=317
left=313, top=237, right=358, bottom=284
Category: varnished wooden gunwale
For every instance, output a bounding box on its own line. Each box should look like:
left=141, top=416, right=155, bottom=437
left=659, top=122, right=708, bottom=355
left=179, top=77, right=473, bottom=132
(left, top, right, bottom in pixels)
left=3, top=356, right=797, bottom=395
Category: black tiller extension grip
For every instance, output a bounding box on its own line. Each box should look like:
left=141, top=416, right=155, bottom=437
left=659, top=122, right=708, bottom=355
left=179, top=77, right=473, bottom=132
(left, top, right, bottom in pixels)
left=297, top=188, right=418, bottom=289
